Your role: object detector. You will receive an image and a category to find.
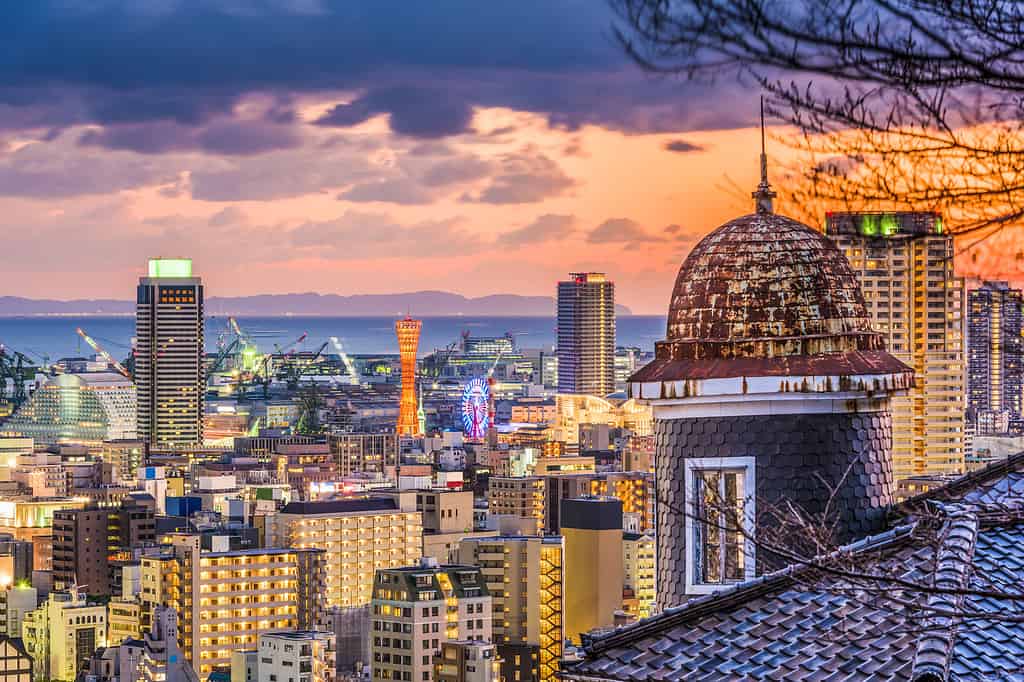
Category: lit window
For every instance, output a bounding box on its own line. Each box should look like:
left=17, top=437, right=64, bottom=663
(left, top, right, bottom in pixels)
left=684, top=457, right=756, bottom=594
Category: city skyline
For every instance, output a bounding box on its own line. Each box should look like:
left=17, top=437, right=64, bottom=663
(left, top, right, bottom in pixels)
left=0, top=3, right=1019, bottom=315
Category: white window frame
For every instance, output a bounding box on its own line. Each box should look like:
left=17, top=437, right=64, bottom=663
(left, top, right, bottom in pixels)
left=684, top=456, right=757, bottom=595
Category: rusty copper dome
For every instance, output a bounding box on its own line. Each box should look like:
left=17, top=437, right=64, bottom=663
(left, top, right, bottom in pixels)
left=651, top=211, right=897, bottom=367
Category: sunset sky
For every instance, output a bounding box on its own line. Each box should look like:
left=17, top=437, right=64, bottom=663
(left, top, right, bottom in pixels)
left=0, top=2, right=1017, bottom=314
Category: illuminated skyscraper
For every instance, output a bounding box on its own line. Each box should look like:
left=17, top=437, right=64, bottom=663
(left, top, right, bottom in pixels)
left=825, top=212, right=966, bottom=477
left=135, top=258, right=204, bottom=447
left=557, top=273, right=615, bottom=397
left=967, top=281, right=1024, bottom=434
left=395, top=316, right=422, bottom=436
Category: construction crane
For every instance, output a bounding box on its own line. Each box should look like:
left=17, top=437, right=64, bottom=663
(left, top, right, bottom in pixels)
left=329, top=336, right=360, bottom=386
left=75, top=327, right=131, bottom=379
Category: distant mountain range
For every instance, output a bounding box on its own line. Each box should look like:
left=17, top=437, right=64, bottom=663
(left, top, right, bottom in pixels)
left=0, top=292, right=633, bottom=317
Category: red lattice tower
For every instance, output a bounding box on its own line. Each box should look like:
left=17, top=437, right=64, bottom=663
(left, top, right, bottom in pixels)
left=395, top=316, right=422, bottom=436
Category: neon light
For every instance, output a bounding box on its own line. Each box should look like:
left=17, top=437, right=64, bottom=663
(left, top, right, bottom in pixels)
left=880, top=214, right=899, bottom=236
left=461, top=377, right=489, bottom=440
left=148, top=258, right=193, bottom=278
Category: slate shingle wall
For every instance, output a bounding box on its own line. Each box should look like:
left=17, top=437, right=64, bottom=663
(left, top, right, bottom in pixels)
left=655, top=410, right=896, bottom=609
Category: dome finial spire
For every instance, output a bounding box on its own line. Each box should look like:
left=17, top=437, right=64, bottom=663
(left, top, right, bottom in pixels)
left=753, top=96, right=776, bottom=214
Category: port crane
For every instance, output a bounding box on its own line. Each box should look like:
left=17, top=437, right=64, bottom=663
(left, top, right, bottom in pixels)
left=0, top=345, right=31, bottom=409
left=75, top=328, right=131, bottom=379
left=284, top=342, right=328, bottom=389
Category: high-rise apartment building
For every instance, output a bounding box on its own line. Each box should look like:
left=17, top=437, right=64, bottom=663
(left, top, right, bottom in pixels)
left=825, top=212, right=966, bottom=477
left=269, top=498, right=423, bottom=609
left=457, top=535, right=564, bottom=682
left=485, top=477, right=545, bottom=535
left=395, top=316, right=422, bottom=437
left=621, top=532, right=655, bottom=620
left=136, top=257, right=205, bottom=447
left=557, top=273, right=615, bottom=397
left=543, top=472, right=654, bottom=534
left=52, top=498, right=156, bottom=596
left=561, top=497, right=623, bottom=644
left=139, top=536, right=324, bottom=676
left=371, top=559, right=491, bottom=682
left=968, top=281, right=1024, bottom=434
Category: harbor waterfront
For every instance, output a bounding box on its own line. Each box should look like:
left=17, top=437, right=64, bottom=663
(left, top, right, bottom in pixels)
left=0, top=314, right=666, bottom=359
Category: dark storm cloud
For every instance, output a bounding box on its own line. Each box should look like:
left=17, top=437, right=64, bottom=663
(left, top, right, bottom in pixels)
left=0, top=2, right=752, bottom=140
left=78, top=119, right=303, bottom=155
left=664, top=139, right=704, bottom=153
left=315, top=87, right=475, bottom=139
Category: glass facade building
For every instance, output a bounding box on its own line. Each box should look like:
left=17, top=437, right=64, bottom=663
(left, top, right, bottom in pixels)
left=2, top=373, right=136, bottom=444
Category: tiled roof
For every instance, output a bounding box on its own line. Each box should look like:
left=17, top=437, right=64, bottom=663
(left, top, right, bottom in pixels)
left=562, top=455, right=1024, bottom=682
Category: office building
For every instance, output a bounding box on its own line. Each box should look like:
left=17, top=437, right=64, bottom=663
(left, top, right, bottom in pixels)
left=0, top=636, right=31, bottom=682
left=457, top=536, right=564, bottom=682
left=561, top=498, right=623, bottom=644
left=328, top=432, right=399, bottom=475
left=370, top=559, right=491, bottom=682
left=23, top=589, right=108, bottom=682
left=256, top=631, right=335, bottom=682
left=551, top=394, right=652, bottom=444
left=395, top=316, right=422, bottom=437
left=269, top=498, right=422, bottom=609
left=485, top=478, right=545, bottom=535
left=968, top=281, right=1024, bottom=433
left=52, top=498, right=156, bottom=596
left=433, top=641, right=499, bottom=682
left=99, top=440, right=147, bottom=486
left=556, top=273, right=615, bottom=397
left=621, top=532, right=655, bottom=620
left=544, top=472, right=654, bottom=534
left=826, top=211, right=966, bottom=477
left=2, top=373, right=136, bottom=445
left=139, top=536, right=324, bottom=676
left=6, top=451, right=67, bottom=498
left=136, top=257, right=205, bottom=447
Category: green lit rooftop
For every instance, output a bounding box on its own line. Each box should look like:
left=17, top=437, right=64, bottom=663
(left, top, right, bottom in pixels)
left=824, top=211, right=944, bottom=238
left=148, top=258, right=193, bottom=278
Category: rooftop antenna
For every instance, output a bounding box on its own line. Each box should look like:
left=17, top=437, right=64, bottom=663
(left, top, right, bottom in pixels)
left=753, top=95, right=776, bottom=214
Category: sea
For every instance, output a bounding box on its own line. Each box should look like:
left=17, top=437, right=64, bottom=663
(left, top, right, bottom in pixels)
left=0, top=315, right=667, bottom=360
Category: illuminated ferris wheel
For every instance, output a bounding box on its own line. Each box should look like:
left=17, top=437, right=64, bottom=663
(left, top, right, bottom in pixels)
left=461, top=377, right=489, bottom=440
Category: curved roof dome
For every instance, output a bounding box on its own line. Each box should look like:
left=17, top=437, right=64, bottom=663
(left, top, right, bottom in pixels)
left=658, top=211, right=884, bottom=361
